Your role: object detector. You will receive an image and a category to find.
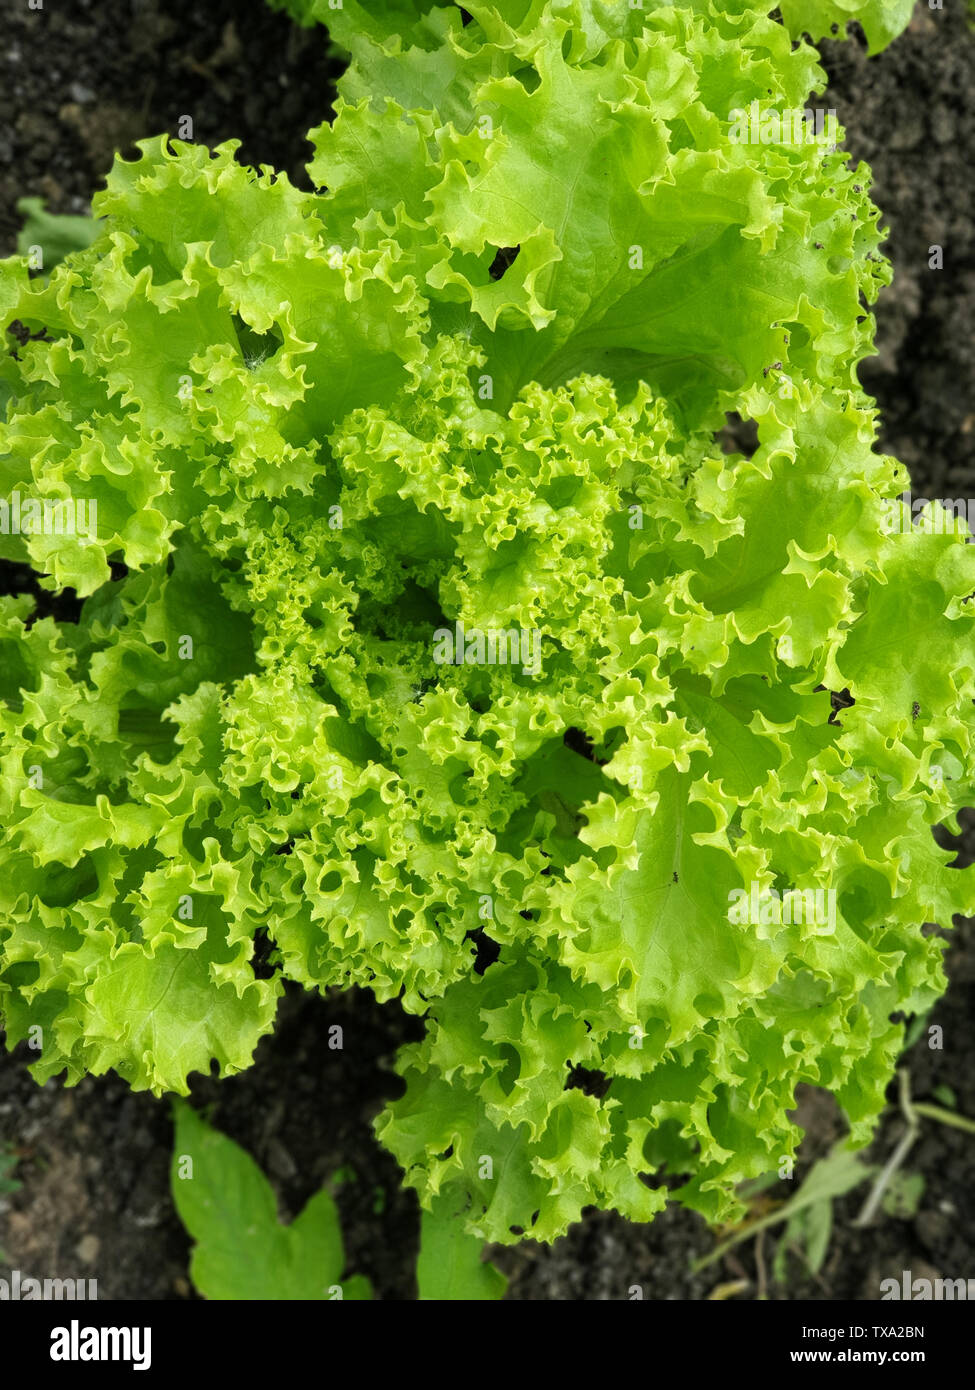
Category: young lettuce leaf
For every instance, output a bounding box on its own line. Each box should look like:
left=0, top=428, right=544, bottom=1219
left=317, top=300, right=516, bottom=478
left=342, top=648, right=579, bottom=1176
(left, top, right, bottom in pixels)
left=417, top=1192, right=508, bottom=1300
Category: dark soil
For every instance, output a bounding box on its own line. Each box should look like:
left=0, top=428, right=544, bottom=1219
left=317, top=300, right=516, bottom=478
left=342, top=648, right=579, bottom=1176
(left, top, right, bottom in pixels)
left=1, top=0, right=974, bottom=1301
left=0, top=0, right=341, bottom=257
left=822, top=5, right=975, bottom=497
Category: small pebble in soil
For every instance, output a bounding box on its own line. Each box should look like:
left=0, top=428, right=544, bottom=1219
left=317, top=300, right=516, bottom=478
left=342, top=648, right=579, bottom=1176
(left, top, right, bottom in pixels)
left=76, top=1234, right=100, bottom=1265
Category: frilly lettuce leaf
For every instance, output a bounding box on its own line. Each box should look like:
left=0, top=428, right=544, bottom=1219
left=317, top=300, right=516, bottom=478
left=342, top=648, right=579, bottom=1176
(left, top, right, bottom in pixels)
left=778, top=0, right=914, bottom=54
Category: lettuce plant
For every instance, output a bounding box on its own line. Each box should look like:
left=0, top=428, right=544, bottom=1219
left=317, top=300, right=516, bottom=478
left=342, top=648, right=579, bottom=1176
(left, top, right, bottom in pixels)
left=1, top=0, right=973, bottom=1247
